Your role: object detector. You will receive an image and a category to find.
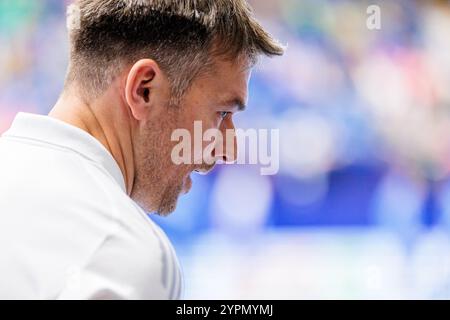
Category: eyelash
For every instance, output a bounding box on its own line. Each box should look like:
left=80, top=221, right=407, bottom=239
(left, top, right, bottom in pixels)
left=219, top=111, right=231, bottom=120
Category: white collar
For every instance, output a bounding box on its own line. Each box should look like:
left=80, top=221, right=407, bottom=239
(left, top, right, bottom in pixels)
left=2, top=112, right=126, bottom=192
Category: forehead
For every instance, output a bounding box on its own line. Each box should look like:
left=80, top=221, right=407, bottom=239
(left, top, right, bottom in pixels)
left=196, top=57, right=251, bottom=100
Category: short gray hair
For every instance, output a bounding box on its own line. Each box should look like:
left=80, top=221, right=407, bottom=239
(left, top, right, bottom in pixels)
left=66, top=0, right=285, bottom=102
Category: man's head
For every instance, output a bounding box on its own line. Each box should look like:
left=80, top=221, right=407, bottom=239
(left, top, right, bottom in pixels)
left=64, top=0, right=284, bottom=215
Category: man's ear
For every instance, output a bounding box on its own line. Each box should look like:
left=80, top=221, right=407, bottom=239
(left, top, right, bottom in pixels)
left=124, top=59, right=160, bottom=121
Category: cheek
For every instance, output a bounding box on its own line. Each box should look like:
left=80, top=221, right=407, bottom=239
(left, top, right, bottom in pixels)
left=185, top=100, right=218, bottom=126
left=165, top=103, right=222, bottom=163
left=199, top=113, right=222, bottom=133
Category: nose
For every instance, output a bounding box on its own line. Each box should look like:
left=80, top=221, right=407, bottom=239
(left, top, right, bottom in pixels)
left=213, top=118, right=237, bottom=163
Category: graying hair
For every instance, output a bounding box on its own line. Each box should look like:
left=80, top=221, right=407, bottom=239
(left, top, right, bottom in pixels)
left=66, top=0, right=285, bottom=103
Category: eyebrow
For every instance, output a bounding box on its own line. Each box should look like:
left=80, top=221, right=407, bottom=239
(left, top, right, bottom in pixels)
left=223, top=97, right=247, bottom=112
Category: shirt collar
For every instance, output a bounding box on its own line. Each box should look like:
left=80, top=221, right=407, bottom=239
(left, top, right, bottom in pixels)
left=2, top=112, right=126, bottom=192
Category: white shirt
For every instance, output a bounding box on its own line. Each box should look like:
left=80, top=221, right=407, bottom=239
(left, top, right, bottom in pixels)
left=0, top=113, right=183, bottom=300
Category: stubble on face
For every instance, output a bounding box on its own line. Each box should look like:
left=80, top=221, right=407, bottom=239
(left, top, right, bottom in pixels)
left=130, top=106, right=216, bottom=216
left=130, top=58, right=249, bottom=216
left=130, top=105, right=190, bottom=216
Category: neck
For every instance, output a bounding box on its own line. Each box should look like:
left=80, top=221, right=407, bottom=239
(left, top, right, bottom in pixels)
left=49, top=87, right=135, bottom=195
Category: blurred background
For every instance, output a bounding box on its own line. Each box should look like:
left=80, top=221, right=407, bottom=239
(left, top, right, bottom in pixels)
left=1, top=0, right=450, bottom=299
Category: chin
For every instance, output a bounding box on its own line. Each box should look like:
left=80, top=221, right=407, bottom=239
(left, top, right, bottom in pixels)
left=132, top=175, right=187, bottom=217
left=155, top=198, right=180, bottom=216
left=155, top=206, right=176, bottom=217
left=154, top=184, right=184, bottom=217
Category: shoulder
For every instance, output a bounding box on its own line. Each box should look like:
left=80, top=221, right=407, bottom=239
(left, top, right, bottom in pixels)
left=56, top=203, right=183, bottom=300
left=64, top=161, right=184, bottom=299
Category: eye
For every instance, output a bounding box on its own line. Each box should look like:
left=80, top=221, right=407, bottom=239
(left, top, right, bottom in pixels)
left=219, top=111, right=231, bottom=120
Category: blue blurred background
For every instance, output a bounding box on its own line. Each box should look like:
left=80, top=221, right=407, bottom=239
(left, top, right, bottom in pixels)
left=2, top=0, right=450, bottom=299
